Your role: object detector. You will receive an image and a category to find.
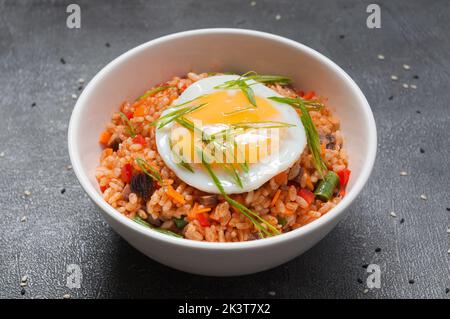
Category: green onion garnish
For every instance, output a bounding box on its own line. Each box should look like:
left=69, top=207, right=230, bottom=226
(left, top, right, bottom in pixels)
left=201, top=155, right=280, bottom=237
left=118, top=112, right=137, bottom=138
left=268, top=96, right=327, bottom=177
left=133, top=216, right=182, bottom=238
left=136, top=85, right=174, bottom=101
left=245, top=74, right=292, bottom=85
left=168, top=138, right=194, bottom=173
left=214, top=72, right=292, bottom=108
left=268, top=96, right=325, bottom=110
left=167, top=117, right=280, bottom=237
left=135, top=157, right=163, bottom=183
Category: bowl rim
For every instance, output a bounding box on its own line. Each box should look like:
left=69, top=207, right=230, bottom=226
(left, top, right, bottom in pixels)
left=68, top=28, right=377, bottom=251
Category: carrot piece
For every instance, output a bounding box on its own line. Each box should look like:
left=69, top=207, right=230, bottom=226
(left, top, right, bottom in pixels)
left=274, top=171, right=288, bottom=185
left=166, top=185, right=186, bottom=204
left=196, top=207, right=212, bottom=214
left=284, top=208, right=294, bottom=216
left=188, top=203, right=199, bottom=221
left=305, top=175, right=314, bottom=191
left=133, top=104, right=146, bottom=117
left=303, top=91, right=315, bottom=100
left=99, top=130, right=111, bottom=145
left=100, top=185, right=107, bottom=193
left=270, top=189, right=282, bottom=207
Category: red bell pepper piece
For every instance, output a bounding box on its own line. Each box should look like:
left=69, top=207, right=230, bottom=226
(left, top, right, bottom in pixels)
left=132, top=134, right=146, bottom=146
left=337, top=169, right=351, bottom=196
left=196, top=213, right=210, bottom=227
left=298, top=188, right=315, bottom=206
left=120, top=163, right=133, bottom=184
left=124, top=111, right=134, bottom=119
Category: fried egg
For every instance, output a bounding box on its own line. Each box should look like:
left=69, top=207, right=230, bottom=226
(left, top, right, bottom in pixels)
left=155, top=75, right=306, bottom=194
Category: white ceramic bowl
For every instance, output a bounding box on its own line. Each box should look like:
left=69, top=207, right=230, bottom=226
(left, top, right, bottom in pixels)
left=68, top=29, right=376, bottom=276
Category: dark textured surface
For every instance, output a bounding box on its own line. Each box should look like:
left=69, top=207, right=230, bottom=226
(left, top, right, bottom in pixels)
left=0, top=0, right=449, bottom=299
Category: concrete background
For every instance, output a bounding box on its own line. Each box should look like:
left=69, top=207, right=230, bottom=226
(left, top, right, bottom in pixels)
left=0, top=0, right=449, bottom=298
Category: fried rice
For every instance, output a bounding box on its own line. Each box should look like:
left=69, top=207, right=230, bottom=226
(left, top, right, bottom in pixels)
left=95, top=72, right=348, bottom=242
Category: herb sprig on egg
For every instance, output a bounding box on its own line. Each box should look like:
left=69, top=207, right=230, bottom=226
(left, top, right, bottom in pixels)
left=214, top=71, right=292, bottom=107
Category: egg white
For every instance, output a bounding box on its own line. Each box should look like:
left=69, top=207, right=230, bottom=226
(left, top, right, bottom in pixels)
left=155, top=75, right=306, bottom=194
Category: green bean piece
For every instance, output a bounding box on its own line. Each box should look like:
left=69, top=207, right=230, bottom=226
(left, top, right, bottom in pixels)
left=173, top=216, right=188, bottom=229
left=314, top=171, right=340, bottom=201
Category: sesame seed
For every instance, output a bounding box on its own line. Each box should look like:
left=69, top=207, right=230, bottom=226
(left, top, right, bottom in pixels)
left=420, top=194, right=427, bottom=200
left=390, top=75, right=398, bottom=81
left=31, top=102, right=36, bottom=107
left=268, top=291, right=276, bottom=296
left=71, top=94, right=78, bottom=99
left=448, top=249, right=450, bottom=255
left=20, top=288, right=26, bottom=295
left=390, top=211, right=397, bottom=218
left=61, top=188, right=66, bottom=194
left=250, top=1, right=256, bottom=6
left=20, top=282, right=27, bottom=287
left=446, top=288, right=449, bottom=294
left=388, top=95, right=394, bottom=100
left=400, top=218, right=405, bottom=224
left=400, top=171, right=408, bottom=176
left=63, top=294, right=71, bottom=299
left=20, top=216, right=27, bottom=222
left=357, top=278, right=363, bottom=284
left=66, top=165, right=73, bottom=170
left=78, top=78, right=85, bottom=84
left=420, top=148, right=425, bottom=153
left=0, top=152, right=4, bottom=157
left=402, top=83, right=409, bottom=89
left=410, top=84, right=417, bottom=89
left=60, top=58, right=66, bottom=64
left=447, top=208, right=450, bottom=212
left=362, top=264, right=369, bottom=269
left=275, top=14, right=281, bottom=20
left=21, top=275, right=28, bottom=283
left=409, top=279, right=415, bottom=284
left=447, top=228, right=450, bottom=234
left=403, top=64, right=411, bottom=70
left=363, top=289, right=369, bottom=294
left=24, top=190, right=31, bottom=196
left=377, top=54, right=385, bottom=60
left=375, top=247, right=381, bottom=253
left=413, top=75, right=419, bottom=79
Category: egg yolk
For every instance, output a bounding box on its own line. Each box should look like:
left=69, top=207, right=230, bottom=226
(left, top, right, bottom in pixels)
left=171, top=91, right=284, bottom=164
left=185, top=91, right=280, bottom=124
